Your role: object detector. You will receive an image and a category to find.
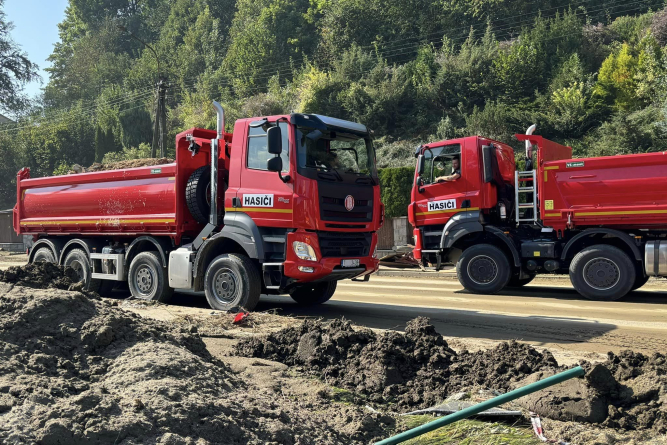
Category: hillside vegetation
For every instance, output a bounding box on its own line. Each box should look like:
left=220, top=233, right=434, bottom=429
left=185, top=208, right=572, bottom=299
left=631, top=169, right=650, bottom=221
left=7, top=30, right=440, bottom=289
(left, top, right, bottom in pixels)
left=1, top=0, right=667, bottom=208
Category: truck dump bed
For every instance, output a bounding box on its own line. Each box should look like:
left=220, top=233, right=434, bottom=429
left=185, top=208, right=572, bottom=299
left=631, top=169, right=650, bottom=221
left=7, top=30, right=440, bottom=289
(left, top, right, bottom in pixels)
left=520, top=135, right=667, bottom=229
left=14, top=127, right=227, bottom=243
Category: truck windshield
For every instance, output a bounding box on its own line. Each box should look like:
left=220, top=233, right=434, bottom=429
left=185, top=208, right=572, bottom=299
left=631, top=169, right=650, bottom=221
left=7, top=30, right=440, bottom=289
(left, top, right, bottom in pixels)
left=296, top=126, right=378, bottom=180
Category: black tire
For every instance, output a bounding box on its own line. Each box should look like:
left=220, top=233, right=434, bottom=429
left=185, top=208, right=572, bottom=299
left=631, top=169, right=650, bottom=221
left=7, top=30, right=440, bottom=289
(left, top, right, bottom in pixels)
left=185, top=165, right=211, bottom=224
left=32, top=247, right=56, bottom=263
left=289, top=281, right=337, bottom=306
left=204, top=253, right=261, bottom=311
left=128, top=251, right=173, bottom=302
left=569, top=245, right=635, bottom=301
left=507, top=274, right=536, bottom=288
left=64, top=248, right=103, bottom=293
left=631, top=272, right=650, bottom=291
left=457, top=244, right=511, bottom=294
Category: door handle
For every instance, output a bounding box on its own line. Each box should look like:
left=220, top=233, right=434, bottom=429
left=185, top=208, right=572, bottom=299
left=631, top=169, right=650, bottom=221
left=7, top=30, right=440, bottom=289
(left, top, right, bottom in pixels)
left=569, top=174, right=596, bottom=179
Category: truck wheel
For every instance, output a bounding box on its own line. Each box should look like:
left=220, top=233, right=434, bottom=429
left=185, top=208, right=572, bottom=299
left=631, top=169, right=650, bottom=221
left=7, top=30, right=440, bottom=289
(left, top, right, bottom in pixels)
left=569, top=245, right=635, bottom=301
left=507, top=274, right=535, bottom=288
left=32, top=247, right=56, bottom=263
left=289, top=281, right=337, bottom=306
left=204, top=253, right=261, bottom=311
left=64, top=248, right=102, bottom=293
left=128, top=251, right=173, bottom=302
left=185, top=166, right=211, bottom=225
left=457, top=244, right=511, bottom=294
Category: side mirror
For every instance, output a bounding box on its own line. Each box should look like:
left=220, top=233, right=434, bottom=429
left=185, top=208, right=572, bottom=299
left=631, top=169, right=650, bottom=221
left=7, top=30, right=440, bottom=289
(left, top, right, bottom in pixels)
left=482, top=145, right=494, bottom=184
left=267, top=156, right=282, bottom=172
left=267, top=126, right=282, bottom=155
left=417, top=154, right=425, bottom=175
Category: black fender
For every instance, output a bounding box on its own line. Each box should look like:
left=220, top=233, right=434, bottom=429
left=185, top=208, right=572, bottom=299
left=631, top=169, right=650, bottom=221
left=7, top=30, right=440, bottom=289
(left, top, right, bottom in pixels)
left=485, top=226, right=521, bottom=267
left=219, top=212, right=263, bottom=259
left=191, top=212, right=262, bottom=292
left=125, top=236, right=172, bottom=268
left=59, top=238, right=106, bottom=264
left=440, top=211, right=483, bottom=249
left=561, top=228, right=642, bottom=262
left=29, top=238, right=66, bottom=264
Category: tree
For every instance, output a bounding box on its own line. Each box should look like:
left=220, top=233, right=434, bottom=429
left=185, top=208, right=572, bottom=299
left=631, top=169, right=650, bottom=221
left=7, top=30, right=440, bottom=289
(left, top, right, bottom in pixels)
left=0, top=0, right=39, bottom=114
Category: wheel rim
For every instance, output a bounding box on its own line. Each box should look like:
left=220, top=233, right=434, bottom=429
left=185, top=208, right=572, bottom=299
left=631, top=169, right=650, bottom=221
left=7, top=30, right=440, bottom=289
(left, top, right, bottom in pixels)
left=212, top=267, right=240, bottom=304
left=69, top=260, right=85, bottom=283
left=467, top=255, right=499, bottom=285
left=135, top=265, right=155, bottom=296
left=583, top=257, right=620, bottom=291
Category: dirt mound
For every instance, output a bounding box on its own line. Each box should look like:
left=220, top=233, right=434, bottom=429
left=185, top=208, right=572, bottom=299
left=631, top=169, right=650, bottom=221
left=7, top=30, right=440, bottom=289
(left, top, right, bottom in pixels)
left=0, top=287, right=389, bottom=444
left=0, top=262, right=79, bottom=290
left=235, top=317, right=558, bottom=410
left=235, top=318, right=667, bottom=434
left=70, top=158, right=174, bottom=174
left=520, top=350, right=667, bottom=433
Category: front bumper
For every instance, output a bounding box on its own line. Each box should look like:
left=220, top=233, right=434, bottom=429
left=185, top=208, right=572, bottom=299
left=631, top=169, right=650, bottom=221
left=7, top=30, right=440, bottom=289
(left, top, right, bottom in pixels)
left=282, top=230, right=379, bottom=283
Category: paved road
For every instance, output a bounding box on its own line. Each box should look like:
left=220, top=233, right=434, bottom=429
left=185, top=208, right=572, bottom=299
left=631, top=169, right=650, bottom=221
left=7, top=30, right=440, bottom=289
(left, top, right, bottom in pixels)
left=251, top=275, right=667, bottom=360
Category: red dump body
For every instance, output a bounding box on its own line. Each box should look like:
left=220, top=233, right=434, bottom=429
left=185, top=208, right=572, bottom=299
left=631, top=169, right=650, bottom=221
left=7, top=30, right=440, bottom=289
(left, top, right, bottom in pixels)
left=14, top=128, right=232, bottom=245
left=518, top=134, right=667, bottom=231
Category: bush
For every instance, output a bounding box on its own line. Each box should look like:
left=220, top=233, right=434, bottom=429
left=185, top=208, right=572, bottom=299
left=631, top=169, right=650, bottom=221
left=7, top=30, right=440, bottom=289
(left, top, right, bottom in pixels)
left=378, top=167, right=414, bottom=218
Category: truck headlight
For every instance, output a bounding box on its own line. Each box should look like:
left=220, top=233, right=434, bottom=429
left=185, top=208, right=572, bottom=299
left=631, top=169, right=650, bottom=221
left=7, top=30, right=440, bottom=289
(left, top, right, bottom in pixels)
left=293, top=241, right=317, bottom=261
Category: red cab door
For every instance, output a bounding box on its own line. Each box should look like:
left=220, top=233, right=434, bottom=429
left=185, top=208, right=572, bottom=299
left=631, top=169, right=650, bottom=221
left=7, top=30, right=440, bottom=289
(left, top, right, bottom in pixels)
left=237, top=120, right=294, bottom=228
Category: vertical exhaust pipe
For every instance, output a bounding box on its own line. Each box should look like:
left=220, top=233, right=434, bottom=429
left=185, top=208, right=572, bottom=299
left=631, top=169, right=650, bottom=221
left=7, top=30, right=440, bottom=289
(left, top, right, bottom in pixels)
left=210, top=101, right=224, bottom=226
left=525, top=124, right=536, bottom=161
left=212, top=100, right=224, bottom=138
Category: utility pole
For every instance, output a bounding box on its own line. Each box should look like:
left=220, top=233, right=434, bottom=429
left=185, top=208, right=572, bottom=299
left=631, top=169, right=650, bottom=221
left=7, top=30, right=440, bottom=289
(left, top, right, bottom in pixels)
left=151, top=78, right=168, bottom=158
left=117, top=25, right=167, bottom=158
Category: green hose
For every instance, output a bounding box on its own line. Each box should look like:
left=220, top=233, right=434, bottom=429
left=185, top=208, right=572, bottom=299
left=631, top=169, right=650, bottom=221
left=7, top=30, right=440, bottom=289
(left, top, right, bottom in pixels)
left=375, top=365, right=585, bottom=445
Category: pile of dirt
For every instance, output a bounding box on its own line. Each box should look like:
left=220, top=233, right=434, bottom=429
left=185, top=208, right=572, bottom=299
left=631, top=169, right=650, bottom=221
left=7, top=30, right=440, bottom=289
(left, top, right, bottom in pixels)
left=0, top=285, right=391, bottom=444
left=519, top=350, right=667, bottom=433
left=70, top=158, right=173, bottom=174
left=0, top=262, right=80, bottom=290
left=235, top=317, right=667, bottom=434
left=235, top=317, right=558, bottom=410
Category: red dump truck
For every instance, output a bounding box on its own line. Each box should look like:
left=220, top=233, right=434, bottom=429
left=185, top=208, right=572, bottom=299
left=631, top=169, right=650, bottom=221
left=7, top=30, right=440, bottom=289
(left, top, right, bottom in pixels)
left=14, top=102, right=382, bottom=310
left=409, top=127, right=667, bottom=301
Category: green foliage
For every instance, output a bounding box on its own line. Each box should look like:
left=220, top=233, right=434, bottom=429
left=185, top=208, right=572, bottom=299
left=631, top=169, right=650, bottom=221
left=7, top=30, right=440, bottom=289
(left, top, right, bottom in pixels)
left=0, top=0, right=39, bottom=113
left=378, top=167, right=414, bottom=217
left=4, top=0, right=667, bottom=209
left=102, top=143, right=152, bottom=163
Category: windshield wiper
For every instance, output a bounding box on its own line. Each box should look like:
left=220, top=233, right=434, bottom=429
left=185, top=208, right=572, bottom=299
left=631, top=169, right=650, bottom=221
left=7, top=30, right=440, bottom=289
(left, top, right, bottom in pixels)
left=317, top=170, right=342, bottom=182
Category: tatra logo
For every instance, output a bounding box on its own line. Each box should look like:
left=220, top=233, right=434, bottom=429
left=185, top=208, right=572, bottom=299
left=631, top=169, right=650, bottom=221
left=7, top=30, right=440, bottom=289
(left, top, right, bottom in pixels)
left=243, top=194, right=274, bottom=207
left=278, top=197, right=290, bottom=204
left=418, top=203, right=427, bottom=208
left=345, top=195, right=355, bottom=211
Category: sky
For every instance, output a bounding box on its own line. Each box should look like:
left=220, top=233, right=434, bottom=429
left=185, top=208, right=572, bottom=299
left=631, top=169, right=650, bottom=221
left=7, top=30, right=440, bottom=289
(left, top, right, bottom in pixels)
left=4, top=0, right=69, bottom=100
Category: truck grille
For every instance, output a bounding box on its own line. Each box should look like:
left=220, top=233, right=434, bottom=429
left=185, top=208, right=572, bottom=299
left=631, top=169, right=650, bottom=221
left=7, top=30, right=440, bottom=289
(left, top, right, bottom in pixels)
left=318, top=232, right=372, bottom=258
left=317, top=181, right=374, bottom=223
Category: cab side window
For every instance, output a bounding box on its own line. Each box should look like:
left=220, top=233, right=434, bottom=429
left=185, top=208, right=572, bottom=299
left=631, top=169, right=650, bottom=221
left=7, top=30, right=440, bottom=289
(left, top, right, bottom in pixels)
left=247, top=122, right=289, bottom=172
left=422, top=144, right=461, bottom=185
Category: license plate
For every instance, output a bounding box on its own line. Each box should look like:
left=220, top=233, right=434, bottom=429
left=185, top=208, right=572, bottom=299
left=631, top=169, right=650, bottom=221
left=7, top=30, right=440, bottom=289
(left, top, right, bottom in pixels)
left=341, top=259, right=360, bottom=268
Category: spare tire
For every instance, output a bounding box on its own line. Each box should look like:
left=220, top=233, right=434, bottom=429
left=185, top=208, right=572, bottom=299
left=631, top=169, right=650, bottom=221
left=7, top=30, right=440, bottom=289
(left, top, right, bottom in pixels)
left=186, top=166, right=211, bottom=224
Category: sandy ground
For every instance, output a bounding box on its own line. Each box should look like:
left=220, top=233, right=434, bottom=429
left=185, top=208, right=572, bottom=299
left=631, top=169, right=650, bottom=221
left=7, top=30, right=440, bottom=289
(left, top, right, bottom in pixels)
left=3, top=252, right=666, bottom=366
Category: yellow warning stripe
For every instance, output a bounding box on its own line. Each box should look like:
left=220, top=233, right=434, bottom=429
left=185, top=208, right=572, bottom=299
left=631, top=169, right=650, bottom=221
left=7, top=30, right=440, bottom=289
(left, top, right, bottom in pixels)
left=20, top=218, right=175, bottom=226
left=544, top=213, right=561, bottom=217
left=225, top=207, right=293, bottom=214
left=543, top=166, right=560, bottom=170
left=575, top=209, right=667, bottom=217
left=415, top=207, right=480, bottom=216
left=544, top=171, right=548, bottom=182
